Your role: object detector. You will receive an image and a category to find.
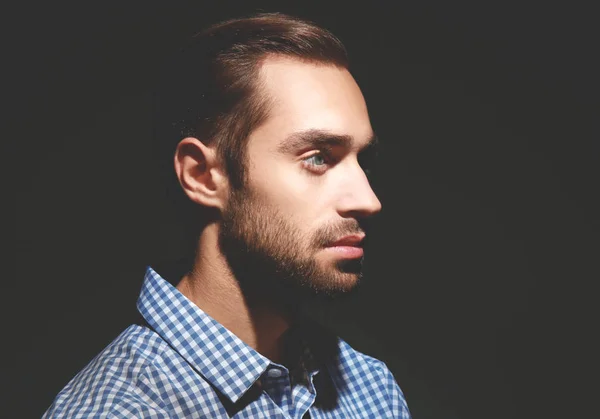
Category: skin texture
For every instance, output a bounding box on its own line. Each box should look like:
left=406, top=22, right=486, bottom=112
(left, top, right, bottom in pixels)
left=174, top=56, right=381, bottom=362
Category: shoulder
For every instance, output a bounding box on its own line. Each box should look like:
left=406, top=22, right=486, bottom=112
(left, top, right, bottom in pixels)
left=43, top=325, right=177, bottom=418
left=334, top=337, right=393, bottom=384
left=332, top=337, right=412, bottom=418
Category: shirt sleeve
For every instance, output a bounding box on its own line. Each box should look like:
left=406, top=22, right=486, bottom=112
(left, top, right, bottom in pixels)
left=44, top=384, right=171, bottom=419
left=42, top=369, right=171, bottom=419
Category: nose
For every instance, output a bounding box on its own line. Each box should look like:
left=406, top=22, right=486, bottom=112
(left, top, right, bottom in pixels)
left=337, top=163, right=382, bottom=219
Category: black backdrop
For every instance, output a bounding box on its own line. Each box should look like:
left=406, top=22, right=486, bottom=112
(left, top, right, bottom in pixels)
left=7, top=1, right=599, bottom=418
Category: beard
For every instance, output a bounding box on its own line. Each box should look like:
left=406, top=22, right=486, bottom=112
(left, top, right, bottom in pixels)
left=218, top=185, right=366, bottom=312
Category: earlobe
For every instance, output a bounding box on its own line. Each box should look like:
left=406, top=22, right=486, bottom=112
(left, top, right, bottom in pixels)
left=174, top=137, right=228, bottom=210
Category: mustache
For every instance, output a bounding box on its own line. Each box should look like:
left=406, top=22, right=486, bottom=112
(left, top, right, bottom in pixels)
left=312, top=219, right=366, bottom=248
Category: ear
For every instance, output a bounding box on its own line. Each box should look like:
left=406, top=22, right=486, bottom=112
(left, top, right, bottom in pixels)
left=174, top=137, right=229, bottom=211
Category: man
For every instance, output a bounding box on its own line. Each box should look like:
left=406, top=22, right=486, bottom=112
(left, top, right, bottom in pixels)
left=45, top=13, right=411, bottom=418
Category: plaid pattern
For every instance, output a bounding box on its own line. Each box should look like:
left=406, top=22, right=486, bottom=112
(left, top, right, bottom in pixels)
left=44, top=267, right=411, bottom=418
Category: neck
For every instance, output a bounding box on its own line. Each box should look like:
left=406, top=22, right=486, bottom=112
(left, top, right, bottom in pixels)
left=176, top=223, right=291, bottom=363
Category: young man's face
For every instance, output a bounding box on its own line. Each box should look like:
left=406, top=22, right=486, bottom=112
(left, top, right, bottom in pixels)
left=219, top=57, right=381, bottom=299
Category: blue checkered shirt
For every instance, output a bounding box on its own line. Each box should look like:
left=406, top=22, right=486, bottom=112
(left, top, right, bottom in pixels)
left=44, top=267, right=410, bottom=418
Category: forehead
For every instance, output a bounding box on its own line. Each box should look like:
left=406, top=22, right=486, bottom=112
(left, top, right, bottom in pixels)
left=250, top=57, right=373, bottom=151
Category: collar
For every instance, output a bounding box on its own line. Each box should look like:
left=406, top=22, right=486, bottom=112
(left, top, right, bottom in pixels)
left=137, top=266, right=271, bottom=403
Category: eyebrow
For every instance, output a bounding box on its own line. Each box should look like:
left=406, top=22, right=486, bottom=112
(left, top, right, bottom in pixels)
left=276, top=129, right=379, bottom=154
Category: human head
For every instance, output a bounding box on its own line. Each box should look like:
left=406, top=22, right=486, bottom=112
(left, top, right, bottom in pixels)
left=162, top=13, right=381, bottom=301
left=157, top=12, right=349, bottom=194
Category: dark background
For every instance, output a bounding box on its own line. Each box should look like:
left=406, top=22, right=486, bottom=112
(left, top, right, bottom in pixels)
left=7, top=1, right=598, bottom=418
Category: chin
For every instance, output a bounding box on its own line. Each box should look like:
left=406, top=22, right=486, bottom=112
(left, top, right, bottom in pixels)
left=314, top=270, right=363, bottom=296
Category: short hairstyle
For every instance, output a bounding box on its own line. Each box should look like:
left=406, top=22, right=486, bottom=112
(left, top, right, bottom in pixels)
left=154, top=12, right=349, bottom=205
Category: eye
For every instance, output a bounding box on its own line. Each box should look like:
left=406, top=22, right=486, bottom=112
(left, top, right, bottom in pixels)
left=301, top=151, right=330, bottom=173
left=305, top=153, right=326, bottom=166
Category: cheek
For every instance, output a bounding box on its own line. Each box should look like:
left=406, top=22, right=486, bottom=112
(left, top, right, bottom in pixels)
left=249, top=161, right=310, bottom=206
left=276, top=180, right=328, bottom=230
left=247, top=152, right=293, bottom=192
left=247, top=154, right=331, bottom=230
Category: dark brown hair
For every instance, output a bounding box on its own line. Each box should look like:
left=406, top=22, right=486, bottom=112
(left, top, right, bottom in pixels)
left=155, top=12, right=349, bottom=195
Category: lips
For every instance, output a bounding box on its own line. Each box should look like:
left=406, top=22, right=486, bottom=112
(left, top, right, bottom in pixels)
left=327, top=234, right=365, bottom=247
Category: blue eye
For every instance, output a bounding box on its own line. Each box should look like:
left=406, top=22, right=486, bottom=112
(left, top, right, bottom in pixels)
left=305, top=153, right=327, bottom=166
left=301, top=152, right=330, bottom=174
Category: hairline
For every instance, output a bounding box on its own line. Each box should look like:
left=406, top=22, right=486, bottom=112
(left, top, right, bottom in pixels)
left=234, top=54, right=351, bottom=177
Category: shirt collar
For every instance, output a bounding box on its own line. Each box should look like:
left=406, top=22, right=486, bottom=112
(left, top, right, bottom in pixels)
left=137, top=266, right=271, bottom=403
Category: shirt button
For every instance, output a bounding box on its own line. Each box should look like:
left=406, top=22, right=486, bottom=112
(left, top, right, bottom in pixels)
left=267, top=368, right=283, bottom=378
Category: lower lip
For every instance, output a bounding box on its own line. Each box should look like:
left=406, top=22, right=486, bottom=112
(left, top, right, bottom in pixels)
left=324, top=246, right=364, bottom=258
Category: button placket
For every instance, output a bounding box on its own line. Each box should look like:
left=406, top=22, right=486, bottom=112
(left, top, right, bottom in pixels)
left=262, top=366, right=293, bottom=415
left=267, top=368, right=284, bottom=378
